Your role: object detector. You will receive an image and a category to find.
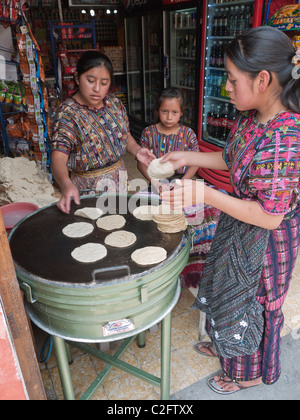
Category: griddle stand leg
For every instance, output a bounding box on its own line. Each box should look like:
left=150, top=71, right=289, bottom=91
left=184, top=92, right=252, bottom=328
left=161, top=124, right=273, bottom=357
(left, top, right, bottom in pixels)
left=52, top=336, right=75, bottom=400
left=161, top=311, right=172, bottom=400
left=137, top=331, right=146, bottom=348
left=51, top=313, right=172, bottom=400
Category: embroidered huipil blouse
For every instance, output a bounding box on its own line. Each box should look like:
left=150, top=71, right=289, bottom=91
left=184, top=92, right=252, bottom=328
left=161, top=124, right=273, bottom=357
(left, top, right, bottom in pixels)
left=223, top=110, right=300, bottom=215
left=223, top=110, right=300, bottom=312
left=50, top=95, right=129, bottom=172
left=140, top=124, right=199, bottom=175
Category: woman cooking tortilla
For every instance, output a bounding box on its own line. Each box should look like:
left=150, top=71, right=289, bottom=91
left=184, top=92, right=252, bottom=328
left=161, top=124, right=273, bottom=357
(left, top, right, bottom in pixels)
left=50, top=51, right=155, bottom=214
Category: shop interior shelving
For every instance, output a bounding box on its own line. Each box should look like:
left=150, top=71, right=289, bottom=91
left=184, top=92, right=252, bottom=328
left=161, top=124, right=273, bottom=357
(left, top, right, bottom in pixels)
left=0, top=17, right=26, bottom=156
left=49, top=20, right=97, bottom=98
left=170, top=7, right=197, bottom=129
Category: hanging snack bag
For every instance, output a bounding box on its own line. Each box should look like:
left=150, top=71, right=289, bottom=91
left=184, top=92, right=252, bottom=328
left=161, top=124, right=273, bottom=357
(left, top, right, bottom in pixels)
left=5, top=81, right=14, bottom=103
left=58, top=48, right=69, bottom=68
left=0, top=80, right=8, bottom=102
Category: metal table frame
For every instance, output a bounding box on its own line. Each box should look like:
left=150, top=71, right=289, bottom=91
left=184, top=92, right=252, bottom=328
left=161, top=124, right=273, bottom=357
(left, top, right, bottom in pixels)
left=33, top=280, right=181, bottom=400
left=53, top=312, right=172, bottom=400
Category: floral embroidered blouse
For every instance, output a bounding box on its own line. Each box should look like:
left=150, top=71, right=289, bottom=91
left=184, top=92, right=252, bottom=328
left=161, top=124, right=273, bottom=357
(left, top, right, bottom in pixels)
left=223, top=110, right=300, bottom=215
left=50, top=95, right=129, bottom=172
left=140, top=124, right=199, bottom=175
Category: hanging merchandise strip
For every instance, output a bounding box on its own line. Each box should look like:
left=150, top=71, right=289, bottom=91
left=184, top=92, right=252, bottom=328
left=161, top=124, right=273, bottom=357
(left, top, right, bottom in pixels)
left=16, top=23, right=50, bottom=171
left=34, top=47, right=50, bottom=170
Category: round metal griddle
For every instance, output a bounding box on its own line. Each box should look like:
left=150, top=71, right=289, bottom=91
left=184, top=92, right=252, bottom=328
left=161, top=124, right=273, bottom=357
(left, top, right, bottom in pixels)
left=9, top=195, right=185, bottom=285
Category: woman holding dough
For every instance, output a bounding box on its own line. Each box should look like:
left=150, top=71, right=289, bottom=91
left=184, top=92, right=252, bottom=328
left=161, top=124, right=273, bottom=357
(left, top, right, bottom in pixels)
left=161, top=27, right=300, bottom=394
left=50, top=51, right=155, bottom=214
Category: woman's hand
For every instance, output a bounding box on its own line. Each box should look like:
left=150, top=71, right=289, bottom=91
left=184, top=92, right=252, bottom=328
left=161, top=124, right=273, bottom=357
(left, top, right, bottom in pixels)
left=161, top=179, right=205, bottom=210
left=136, top=147, right=156, bottom=166
left=160, top=151, right=189, bottom=171
left=57, top=180, right=80, bottom=214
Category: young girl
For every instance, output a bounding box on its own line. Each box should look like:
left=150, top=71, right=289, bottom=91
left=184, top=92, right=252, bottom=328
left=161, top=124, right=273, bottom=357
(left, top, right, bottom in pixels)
left=161, top=27, right=300, bottom=394
left=137, top=87, right=199, bottom=187
left=138, top=88, right=215, bottom=289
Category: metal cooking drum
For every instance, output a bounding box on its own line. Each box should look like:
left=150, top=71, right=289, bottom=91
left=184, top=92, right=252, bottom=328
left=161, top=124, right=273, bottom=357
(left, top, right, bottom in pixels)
left=9, top=194, right=190, bottom=342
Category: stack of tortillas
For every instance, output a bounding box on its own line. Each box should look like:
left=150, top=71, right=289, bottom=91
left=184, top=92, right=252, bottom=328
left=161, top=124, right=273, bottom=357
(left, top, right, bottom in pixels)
left=153, top=204, right=187, bottom=233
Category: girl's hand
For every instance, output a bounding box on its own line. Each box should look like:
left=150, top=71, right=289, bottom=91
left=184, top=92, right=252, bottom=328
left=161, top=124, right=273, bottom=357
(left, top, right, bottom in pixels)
left=57, top=180, right=80, bottom=214
left=161, top=179, right=204, bottom=210
left=160, top=152, right=188, bottom=171
left=136, top=148, right=156, bottom=166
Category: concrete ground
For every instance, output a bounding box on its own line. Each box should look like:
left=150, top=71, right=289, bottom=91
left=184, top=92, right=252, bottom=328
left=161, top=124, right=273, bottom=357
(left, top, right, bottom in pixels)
left=171, top=332, right=300, bottom=400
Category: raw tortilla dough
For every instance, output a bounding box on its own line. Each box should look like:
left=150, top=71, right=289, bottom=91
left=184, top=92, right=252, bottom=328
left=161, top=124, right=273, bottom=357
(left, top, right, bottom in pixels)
left=104, top=230, right=137, bottom=248
left=74, top=207, right=103, bottom=220
left=147, top=157, right=175, bottom=180
left=133, top=205, right=160, bottom=221
left=131, top=246, right=167, bottom=266
left=96, top=215, right=126, bottom=231
left=62, top=222, right=94, bottom=238
left=71, top=243, right=107, bottom=263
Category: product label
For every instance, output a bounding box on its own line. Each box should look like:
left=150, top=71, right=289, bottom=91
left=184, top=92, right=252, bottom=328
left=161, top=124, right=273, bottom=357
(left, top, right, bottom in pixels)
left=103, top=319, right=135, bottom=337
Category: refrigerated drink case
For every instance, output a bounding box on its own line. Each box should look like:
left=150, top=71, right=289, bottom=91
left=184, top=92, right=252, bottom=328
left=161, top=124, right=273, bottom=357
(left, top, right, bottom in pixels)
left=202, top=0, right=255, bottom=148
left=143, top=14, right=163, bottom=123
left=125, top=16, right=143, bottom=122
left=125, top=3, right=202, bottom=138
left=197, top=0, right=264, bottom=193
left=169, top=7, right=197, bottom=128
left=125, top=12, right=163, bottom=137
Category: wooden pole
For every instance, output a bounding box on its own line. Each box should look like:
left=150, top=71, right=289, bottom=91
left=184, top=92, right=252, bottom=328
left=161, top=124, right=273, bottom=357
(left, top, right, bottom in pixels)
left=0, top=211, right=46, bottom=400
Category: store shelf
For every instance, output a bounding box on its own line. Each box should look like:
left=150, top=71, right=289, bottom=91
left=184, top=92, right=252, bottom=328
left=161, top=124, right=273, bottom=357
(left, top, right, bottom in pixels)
left=169, top=7, right=198, bottom=129
left=0, top=18, right=25, bottom=156
left=207, top=0, right=254, bottom=7
left=49, top=20, right=97, bottom=98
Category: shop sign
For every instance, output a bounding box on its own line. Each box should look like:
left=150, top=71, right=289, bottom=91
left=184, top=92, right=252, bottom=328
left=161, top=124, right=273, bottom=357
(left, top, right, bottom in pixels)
left=123, top=0, right=162, bottom=12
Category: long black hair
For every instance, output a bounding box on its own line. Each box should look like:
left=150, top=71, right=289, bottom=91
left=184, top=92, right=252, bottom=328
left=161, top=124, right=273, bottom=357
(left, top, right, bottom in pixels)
left=225, top=26, right=300, bottom=113
left=76, top=50, right=113, bottom=80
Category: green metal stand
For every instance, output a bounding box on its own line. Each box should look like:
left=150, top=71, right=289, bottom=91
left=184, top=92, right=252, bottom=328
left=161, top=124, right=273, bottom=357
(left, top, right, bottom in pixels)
left=52, top=311, right=173, bottom=400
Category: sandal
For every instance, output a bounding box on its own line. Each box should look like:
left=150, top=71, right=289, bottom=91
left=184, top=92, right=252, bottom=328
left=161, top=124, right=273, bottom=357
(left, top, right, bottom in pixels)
left=207, top=373, right=249, bottom=395
left=193, top=341, right=218, bottom=358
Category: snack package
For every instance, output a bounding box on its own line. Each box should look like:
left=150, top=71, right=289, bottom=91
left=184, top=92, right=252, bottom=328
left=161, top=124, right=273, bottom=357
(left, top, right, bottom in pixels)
left=59, top=23, right=73, bottom=40
left=5, top=81, right=14, bottom=103
left=0, top=80, right=8, bottom=102
left=7, top=122, right=23, bottom=139
left=58, top=49, right=69, bottom=67
left=266, top=4, right=300, bottom=29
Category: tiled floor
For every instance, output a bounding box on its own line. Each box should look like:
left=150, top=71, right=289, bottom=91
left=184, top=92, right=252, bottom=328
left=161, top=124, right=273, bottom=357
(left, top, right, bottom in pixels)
left=34, top=154, right=300, bottom=399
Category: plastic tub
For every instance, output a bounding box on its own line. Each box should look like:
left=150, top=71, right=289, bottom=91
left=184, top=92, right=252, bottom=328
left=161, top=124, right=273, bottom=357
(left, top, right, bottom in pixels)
left=0, top=202, right=39, bottom=234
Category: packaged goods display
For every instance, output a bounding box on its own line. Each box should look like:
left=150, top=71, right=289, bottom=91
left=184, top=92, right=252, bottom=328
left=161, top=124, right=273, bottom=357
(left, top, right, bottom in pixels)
left=292, top=34, right=300, bottom=50
left=0, top=80, right=24, bottom=105
left=102, top=46, right=124, bottom=73
left=0, top=0, right=26, bottom=25
left=49, top=20, right=97, bottom=100
left=266, top=3, right=300, bottom=30
left=15, top=25, right=50, bottom=169
left=0, top=16, right=50, bottom=170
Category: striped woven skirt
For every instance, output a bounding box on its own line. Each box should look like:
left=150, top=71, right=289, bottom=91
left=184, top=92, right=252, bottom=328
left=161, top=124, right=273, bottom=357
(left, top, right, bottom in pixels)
left=218, top=211, right=300, bottom=385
